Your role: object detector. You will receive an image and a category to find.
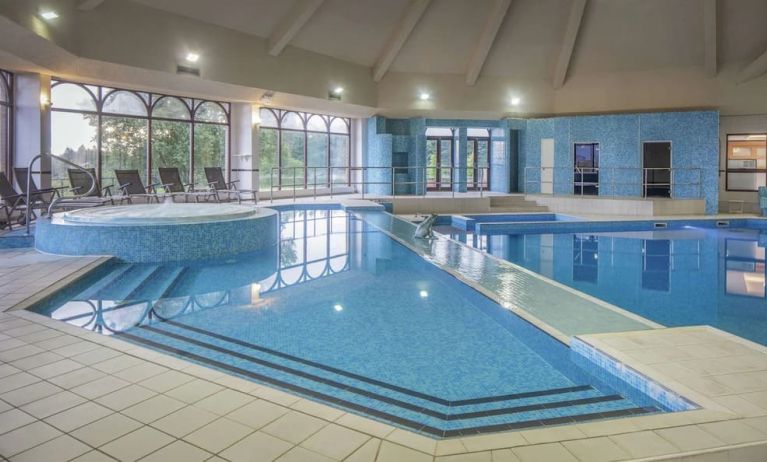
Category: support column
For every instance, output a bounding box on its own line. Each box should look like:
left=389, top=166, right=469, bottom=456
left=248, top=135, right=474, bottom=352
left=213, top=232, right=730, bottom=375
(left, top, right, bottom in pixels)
left=14, top=73, right=51, bottom=187
left=455, top=127, right=467, bottom=192
left=229, top=103, right=257, bottom=191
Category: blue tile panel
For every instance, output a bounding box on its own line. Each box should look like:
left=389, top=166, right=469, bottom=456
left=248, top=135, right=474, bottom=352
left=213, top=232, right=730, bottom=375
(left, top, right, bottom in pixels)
left=35, top=209, right=280, bottom=263
left=571, top=338, right=697, bottom=412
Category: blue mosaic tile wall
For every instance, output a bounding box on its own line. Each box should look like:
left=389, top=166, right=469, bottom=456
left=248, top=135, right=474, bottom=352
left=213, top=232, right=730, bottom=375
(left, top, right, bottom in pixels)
left=521, top=111, right=719, bottom=214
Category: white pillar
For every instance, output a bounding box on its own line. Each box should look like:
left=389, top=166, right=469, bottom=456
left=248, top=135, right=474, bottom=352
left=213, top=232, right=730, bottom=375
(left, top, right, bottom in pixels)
left=229, top=102, right=258, bottom=191
left=14, top=73, right=51, bottom=187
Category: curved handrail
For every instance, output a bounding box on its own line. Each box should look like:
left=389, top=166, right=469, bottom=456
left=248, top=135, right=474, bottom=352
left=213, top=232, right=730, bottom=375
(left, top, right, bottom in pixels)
left=25, top=153, right=96, bottom=235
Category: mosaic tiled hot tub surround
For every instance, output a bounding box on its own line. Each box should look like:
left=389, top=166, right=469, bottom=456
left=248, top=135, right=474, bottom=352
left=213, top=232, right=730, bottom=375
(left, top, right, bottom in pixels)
left=28, top=207, right=694, bottom=438
left=35, top=204, right=279, bottom=263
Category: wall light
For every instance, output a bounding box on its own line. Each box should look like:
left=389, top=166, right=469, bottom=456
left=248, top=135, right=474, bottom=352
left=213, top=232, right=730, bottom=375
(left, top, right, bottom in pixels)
left=39, top=93, right=50, bottom=107
left=419, top=92, right=431, bottom=101
left=332, top=86, right=344, bottom=95
left=185, top=52, right=200, bottom=63
left=252, top=107, right=261, bottom=126
left=40, top=10, right=58, bottom=20
left=510, top=97, right=521, bottom=106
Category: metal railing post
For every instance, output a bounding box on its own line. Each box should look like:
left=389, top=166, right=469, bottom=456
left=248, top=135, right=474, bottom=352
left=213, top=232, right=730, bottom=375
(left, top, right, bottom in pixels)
left=292, top=168, right=296, bottom=203
left=361, top=167, right=365, bottom=199
left=391, top=167, right=395, bottom=198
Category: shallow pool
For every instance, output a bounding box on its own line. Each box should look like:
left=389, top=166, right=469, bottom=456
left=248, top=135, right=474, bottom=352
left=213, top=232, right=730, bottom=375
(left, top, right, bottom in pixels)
left=438, top=223, right=767, bottom=346
left=29, top=208, right=679, bottom=436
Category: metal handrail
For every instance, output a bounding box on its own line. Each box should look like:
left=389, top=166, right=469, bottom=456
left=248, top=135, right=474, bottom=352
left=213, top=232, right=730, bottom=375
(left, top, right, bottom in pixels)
left=524, top=166, right=703, bottom=199
left=25, top=153, right=96, bottom=235
left=266, top=166, right=489, bottom=203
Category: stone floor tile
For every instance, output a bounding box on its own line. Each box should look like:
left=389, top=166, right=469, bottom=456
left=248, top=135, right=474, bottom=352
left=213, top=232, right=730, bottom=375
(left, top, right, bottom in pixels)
left=138, top=440, right=211, bottom=462
left=20, top=390, right=86, bottom=418
left=11, top=434, right=91, bottom=462
left=194, top=389, right=253, bottom=416
left=219, top=431, right=294, bottom=462
left=91, top=355, right=143, bottom=374
left=10, top=351, right=64, bottom=370
left=164, top=379, right=223, bottom=404
left=275, top=446, right=334, bottom=462
left=0, top=421, right=62, bottom=457
left=99, top=427, right=174, bottom=462
left=654, top=426, right=726, bottom=451
left=0, top=363, right=20, bottom=379
left=0, top=408, right=36, bottom=435
left=385, top=428, right=437, bottom=454
left=122, top=394, right=186, bottom=423
left=183, top=417, right=253, bottom=453
left=71, top=375, right=131, bottom=400
left=0, top=372, right=40, bottom=394
left=226, top=399, right=289, bottom=429
left=289, top=398, right=345, bottom=421
left=48, top=367, right=107, bottom=389
left=300, top=423, right=370, bottom=460
left=138, top=370, right=194, bottom=393
left=251, top=386, right=302, bottom=406
left=1, top=380, right=62, bottom=406
left=44, top=401, right=113, bottom=432
left=94, top=384, right=156, bottom=411
left=697, top=420, right=767, bottom=445
left=70, top=450, right=119, bottom=462
left=345, top=438, right=381, bottom=462
left=460, top=432, right=527, bottom=452
left=261, top=411, right=327, bottom=445
left=490, top=449, right=521, bottom=462
left=562, top=437, right=631, bottom=462
left=26, top=358, right=83, bottom=379
left=436, top=451, right=492, bottom=462
left=112, top=362, right=168, bottom=383
left=609, top=430, right=681, bottom=459
left=511, top=443, right=578, bottom=462
left=71, top=413, right=143, bottom=447
left=150, top=405, right=219, bottom=438
left=376, top=441, right=431, bottom=462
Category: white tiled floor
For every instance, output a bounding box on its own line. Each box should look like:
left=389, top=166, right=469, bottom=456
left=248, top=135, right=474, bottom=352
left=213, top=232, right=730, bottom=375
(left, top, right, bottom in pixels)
left=4, top=250, right=767, bottom=460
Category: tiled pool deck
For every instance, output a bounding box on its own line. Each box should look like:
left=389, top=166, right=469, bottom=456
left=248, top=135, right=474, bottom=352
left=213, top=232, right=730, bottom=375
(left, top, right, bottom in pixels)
left=3, top=206, right=767, bottom=460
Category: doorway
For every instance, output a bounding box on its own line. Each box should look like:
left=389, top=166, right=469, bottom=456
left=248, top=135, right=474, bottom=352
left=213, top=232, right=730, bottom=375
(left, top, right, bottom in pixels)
left=574, top=143, right=599, bottom=195
left=467, top=133, right=490, bottom=190
left=643, top=142, right=672, bottom=197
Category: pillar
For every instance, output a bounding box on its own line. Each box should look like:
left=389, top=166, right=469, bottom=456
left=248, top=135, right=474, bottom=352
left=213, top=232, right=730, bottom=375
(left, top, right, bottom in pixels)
left=14, top=73, right=51, bottom=188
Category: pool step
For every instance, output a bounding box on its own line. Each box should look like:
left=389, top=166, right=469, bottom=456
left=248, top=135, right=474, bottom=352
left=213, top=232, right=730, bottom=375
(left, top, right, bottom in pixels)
left=74, top=264, right=135, bottom=300
left=94, top=265, right=162, bottom=301
left=119, top=319, right=658, bottom=436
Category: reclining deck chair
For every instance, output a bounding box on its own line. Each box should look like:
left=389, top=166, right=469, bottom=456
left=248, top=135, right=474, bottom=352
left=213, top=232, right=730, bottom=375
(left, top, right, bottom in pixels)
left=204, top=167, right=257, bottom=204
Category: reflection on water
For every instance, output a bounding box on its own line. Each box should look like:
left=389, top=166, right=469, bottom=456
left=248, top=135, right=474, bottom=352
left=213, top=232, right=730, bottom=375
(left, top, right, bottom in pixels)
left=38, top=209, right=352, bottom=334
left=440, top=226, right=767, bottom=345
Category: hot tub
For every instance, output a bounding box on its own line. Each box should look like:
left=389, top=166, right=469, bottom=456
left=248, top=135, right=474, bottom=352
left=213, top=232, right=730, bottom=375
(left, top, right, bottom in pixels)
left=36, top=204, right=279, bottom=262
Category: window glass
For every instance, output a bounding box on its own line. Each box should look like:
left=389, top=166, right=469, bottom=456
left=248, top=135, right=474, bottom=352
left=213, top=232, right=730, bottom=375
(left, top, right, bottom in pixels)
left=51, top=112, right=98, bottom=189
left=101, top=116, right=148, bottom=187
left=727, top=134, right=767, bottom=191
left=194, top=124, right=227, bottom=186
left=282, top=112, right=304, bottom=130
left=102, top=91, right=147, bottom=116
left=52, top=83, right=97, bottom=111
left=329, top=118, right=348, bottom=134
left=260, top=108, right=278, bottom=128
left=425, top=127, right=453, bottom=137
left=330, top=134, right=349, bottom=184
left=259, top=128, right=278, bottom=191
left=306, top=115, right=327, bottom=132
left=307, top=132, right=329, bottom=186
left=151, top=120, right=190, bottom=184
left=152, top=97, right=190, bottom=120
left=195, top=101, right=228, bottom=123
left=281, top=131, right=305, bottom=187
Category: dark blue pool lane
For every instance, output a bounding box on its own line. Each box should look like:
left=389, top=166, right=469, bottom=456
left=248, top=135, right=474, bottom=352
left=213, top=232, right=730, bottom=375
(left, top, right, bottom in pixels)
left=28, top=208, right=677, bottom=437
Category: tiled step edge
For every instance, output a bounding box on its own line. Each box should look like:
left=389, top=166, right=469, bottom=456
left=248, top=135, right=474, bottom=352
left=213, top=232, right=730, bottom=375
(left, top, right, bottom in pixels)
left=571, top=337, right=698, bottom=413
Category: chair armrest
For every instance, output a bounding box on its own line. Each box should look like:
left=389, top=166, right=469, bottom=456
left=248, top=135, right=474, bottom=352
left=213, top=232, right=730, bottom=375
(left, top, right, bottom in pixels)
left=118, top=182, right=132, bottom=194
left=226, top=180, right=240, bottom=190
left=102, top=185, right=114, bottom=197
left=159, top=183, right=175, bottom=192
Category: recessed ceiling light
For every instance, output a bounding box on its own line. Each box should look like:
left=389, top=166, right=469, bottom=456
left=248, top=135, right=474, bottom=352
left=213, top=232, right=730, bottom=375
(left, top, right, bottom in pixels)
left=185, top=52, right=200, bottom=63
left=40, top=10, right=58, bottom=20
left=333, top=304, right=344, bottom=312
left=510, top=97, right=521, bottom=106
left=419, top=92, right=430, bottom=101
left=419, top=290, right=429, bottom=299
left=332, top=86, right=344, bottom=95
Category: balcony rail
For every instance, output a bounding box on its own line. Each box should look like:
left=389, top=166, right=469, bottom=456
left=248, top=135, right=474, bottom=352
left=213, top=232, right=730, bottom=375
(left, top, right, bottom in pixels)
left=523, top=166, right=703, bottom=199
left=267, top=166, right=489, bottom=202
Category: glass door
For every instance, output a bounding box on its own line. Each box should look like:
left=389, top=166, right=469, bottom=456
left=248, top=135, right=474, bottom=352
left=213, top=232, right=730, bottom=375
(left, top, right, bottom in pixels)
left=574, top=143, right=599, bottom=195
left=468, top=136, right=490, bottom=190
left=426, top=136, right=453, bottom=190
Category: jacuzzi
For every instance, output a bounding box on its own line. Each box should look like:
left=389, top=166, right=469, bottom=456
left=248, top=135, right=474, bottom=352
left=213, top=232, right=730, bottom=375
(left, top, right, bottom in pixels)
left=36, top=203, right=279, bottom=262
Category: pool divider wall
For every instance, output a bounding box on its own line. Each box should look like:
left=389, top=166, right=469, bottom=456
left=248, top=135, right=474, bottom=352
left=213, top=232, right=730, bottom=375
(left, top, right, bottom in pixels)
left=571, top=337, right=698, bottom=412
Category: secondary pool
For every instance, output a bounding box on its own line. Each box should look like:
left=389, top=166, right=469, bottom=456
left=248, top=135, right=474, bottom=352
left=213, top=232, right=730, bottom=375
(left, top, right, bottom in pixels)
left=28, top=208, right=686, bottom=437
left=437, top=220, right=767, bottom=347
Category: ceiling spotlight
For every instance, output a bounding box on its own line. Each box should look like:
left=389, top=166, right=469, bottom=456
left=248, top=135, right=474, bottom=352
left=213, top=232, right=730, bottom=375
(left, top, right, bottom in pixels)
left=419, top=290, right=429, bottom=299
left=332, top=86, right=344, bottom=95
left=419, top=92, right=431, bottom=101
left=333, top=304, right=344, bottom=312
left=40, top=10, right=59, bottom=20
left=185, top=52, right=200, bottom=63
left=510, top=97, right=521, bottom=106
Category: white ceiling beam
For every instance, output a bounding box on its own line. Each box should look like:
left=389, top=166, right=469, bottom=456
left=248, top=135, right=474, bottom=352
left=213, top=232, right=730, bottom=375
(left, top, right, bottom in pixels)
left=268, top=0, right=325, bottom=57
left=738, top=50, right=767, bottom=83
left=77, top=0, right=105, bottom=11
left=465, top=0, right=512, bottom=86
left=553, top=0, right=588, bottom=89
left=373, top=0, right=431, bottom=82
left=703, top=0, right=717, bottom=77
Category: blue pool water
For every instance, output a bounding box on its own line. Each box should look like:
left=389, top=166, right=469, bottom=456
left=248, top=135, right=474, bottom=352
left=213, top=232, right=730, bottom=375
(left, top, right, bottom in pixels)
left=436, top=222, right=767, bottom=347
left=29, top=208, right=675, bottom=437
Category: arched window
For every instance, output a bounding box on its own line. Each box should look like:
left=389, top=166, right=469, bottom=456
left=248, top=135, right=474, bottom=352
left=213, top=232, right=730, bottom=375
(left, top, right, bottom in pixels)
left=281, top=112, right=304, bottom=130
left=194, top=101, right=228, bottom=123
left=467, top=128, right=490, bottom=138
left=102, top=91, right=147, bottom=116
left=152, top=96, right=191, bottom=120
left=51, top=83, right=97, bottom=111
left=329, top=118, right=349, bottom=134
left=259, top=108, right=278, bottom=128
left=306, top=115, right=327, bottom=132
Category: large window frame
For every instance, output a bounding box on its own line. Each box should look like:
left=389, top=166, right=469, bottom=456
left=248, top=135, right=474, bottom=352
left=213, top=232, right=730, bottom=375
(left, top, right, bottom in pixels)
left=467, top=129, right=490, bottom=191
left=0, top=70, right=12, bottom=178
left=259, top=107, right=351, bottom=191
left=726, top=134, right=766, bottom=192
left=50, top=79, right=231, bottom=190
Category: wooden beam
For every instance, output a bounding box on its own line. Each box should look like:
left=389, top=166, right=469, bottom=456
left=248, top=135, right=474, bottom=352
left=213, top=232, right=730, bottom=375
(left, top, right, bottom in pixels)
left=465, top=0, right=512, bottom=86
left=77, top=0, right=105, bottom=11
left=268, top=0, right=325, bottom=57
left=553, top=0, right=588, bottom=89
left=703, top=0, right=717, bottom=77
left=373, top=0, right=431, bottom=82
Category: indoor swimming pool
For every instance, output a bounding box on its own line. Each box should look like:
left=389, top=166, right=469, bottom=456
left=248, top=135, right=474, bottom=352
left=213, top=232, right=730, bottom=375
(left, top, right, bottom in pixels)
left=27, top=208, right=684, bottom=437
left=436, top=220, right=767, bottom=346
